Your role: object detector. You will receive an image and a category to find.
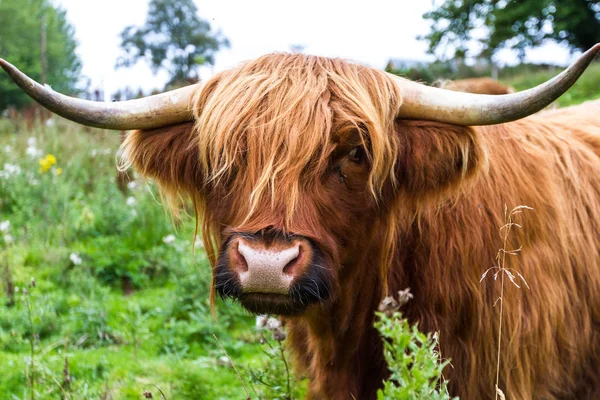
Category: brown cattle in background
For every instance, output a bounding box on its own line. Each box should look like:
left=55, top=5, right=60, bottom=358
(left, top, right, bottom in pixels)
left=5, top=103, right=51, bottom=129
left=2, top=46, right=600, bottom=399
left=436, top=76, right=515, bottom=94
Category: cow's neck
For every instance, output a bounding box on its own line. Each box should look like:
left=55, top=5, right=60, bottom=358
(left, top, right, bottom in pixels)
left=287, top=241, right=386, bottom=399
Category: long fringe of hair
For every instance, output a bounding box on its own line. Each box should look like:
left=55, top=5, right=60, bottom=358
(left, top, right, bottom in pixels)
left=186, top=53, right=403, bottom=300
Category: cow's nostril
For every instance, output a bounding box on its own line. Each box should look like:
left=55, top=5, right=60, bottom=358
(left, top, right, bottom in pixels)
left=282, top=243, right=303, bottom=275
left=282, top=258, right=297, bottom=275
left=230, top=240, right=249, bottom=273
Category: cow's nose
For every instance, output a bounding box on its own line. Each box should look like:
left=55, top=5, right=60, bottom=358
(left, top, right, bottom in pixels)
left=229, top=237, right=304, bottom=294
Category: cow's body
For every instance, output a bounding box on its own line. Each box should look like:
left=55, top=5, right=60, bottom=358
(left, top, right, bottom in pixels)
left=289, top=100, right=600, bottom=399
left=121, top=54, right=600, bottom=398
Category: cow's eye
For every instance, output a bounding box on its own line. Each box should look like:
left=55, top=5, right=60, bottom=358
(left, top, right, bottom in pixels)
left=348, top=146, right=364, bottom=164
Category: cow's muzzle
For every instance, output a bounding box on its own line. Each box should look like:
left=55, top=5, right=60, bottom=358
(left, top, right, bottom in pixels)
left=215, top=231, right=332, bottom=315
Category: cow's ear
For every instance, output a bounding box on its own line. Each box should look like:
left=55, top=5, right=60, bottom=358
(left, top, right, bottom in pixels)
left=393, top=120, right=486, bottom=202
left=121, top=121, right=202, bottom=199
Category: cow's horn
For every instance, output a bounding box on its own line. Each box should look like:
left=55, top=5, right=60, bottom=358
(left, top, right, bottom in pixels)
left=394, top=43, right=600, bottom=125
left=0, top=58, right=197, bottom=130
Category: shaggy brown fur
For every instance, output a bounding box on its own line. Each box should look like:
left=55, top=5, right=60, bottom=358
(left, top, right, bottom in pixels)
left=121, top=52, right=600, bottom=399
left=437, top=77, right=515, bottom=94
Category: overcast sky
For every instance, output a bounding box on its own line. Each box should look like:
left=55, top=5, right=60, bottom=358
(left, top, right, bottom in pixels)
left=52, top=0, right=574, bottom=99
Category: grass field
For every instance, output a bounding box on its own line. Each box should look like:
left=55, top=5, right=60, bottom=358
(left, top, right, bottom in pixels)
left=502, top=61, right=600, bottom=107
left=0, top=63, right=598, bottom=399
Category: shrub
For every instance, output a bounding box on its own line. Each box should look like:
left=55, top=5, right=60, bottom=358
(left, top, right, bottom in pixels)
left=374, top=291, right=457, bottom=400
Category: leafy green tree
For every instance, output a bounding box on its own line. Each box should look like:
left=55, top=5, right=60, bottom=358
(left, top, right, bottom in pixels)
left=422, top=0, right=600, bottom=61
left=117, top=0, right=229, bottom=88
left=0, top=0, right=81, bottom=112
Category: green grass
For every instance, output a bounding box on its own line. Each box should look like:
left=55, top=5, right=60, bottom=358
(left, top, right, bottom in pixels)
left=502, top=61, right=600, bottom=107
left=0, top=121, right=303, bottom=399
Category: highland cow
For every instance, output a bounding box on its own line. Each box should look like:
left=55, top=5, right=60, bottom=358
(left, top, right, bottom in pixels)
left=2, top=44, right=600, bottom=399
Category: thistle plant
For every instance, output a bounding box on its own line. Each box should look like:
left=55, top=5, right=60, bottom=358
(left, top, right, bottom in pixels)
left=375, top=289, right=457, bottom=400
left=248, top=315, right=302, bottom=400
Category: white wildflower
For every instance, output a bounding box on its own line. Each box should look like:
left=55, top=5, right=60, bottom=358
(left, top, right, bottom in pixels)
left=1, top=163, right=21, bottom=178
left=7, top=164, right=21, bottom=174
left=126, top=197, right=136, bottom=206
left=127, top=181, right=138, bottom=190
left=69, top=253, right=82, bottom=265
left=26, top=146, right=42, bottom=158
left=216, top=356, right=230, bottom=366
left=0, top=220, right=10, bottom=233
left=256, top=315, right=268, bottom=329
left=162, top=234, right=176, bottom=244
left=90, top=149, right=98, bottom=157
left=3, top=234, right=13, bottom=244
left=25, top=137, right=41, bottom=157
left=272, top=327, right=286, bottom=341
left=4, top=145, right=12, bottom=153
left=103, top=148, right=111, bottom=155
left=266, top=317, right=281, bottom=330
left=397, top=288, right=414, bottom=307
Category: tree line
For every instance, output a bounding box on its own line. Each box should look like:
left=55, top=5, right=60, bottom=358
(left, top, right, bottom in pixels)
left=422, top=0, right=599, bottom=62
left=0, top=0, right=227, bottom=112
left=1, top=0, right=598, bottom=112
left=0, top=0, right=80, bottom=111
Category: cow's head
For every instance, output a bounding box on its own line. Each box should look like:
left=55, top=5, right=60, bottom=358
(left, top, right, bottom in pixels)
left=2, top=45, right=598, bottom=316
left=123, top=54, right=407, bottom=315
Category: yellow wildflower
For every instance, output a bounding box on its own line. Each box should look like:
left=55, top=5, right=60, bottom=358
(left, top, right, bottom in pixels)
left=55, top=168, right=63, bottom=176
left=38, top=154, right=57, bottom=173
left=39, top=160, right=51, bottom=173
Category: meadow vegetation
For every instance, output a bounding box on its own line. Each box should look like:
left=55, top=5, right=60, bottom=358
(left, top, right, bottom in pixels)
left=502, top=62, right=600, bottom=107
left=0, top=120, right=297, bottom=399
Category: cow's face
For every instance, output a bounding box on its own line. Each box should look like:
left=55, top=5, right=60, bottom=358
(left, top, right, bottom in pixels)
left=188, top=55, right=404, bottom=315
left=122, top=53, right=485, bottom=316
left=205, top=124, right=383, bottom=315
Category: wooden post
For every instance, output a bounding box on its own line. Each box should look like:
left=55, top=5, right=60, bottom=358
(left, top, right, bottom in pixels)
left=40, top=13, right=48, bottom=130
left=41, top=13, right=47, bottom=85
